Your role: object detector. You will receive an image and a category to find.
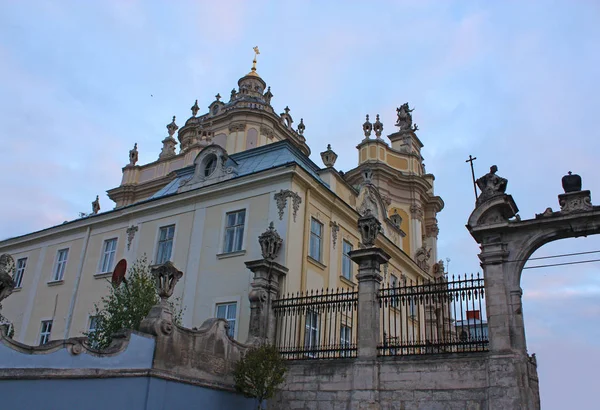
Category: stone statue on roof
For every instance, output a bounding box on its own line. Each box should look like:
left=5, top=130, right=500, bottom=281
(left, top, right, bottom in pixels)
left=395, top=103, right=414, bottom=131
left=92, top=195, right=100, bottom=215
left=476, top=165, right=508, bottom=204
left=129, top=143, right=138, bottom=166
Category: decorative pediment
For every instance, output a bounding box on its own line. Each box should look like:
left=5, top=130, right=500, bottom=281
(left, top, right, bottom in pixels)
left=178, top=145, right=238, bottom=192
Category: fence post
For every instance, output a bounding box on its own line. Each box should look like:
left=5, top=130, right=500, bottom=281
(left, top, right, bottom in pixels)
left=349, top=210, right=390, bottom=359
left=244, top=222, right=288, bottom=345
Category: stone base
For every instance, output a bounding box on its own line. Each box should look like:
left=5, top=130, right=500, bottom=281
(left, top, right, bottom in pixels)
left=558, top=190, right=592, bottom=213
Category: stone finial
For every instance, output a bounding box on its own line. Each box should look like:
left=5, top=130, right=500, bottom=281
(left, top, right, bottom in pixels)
left=264, top=86, right=273, bottom=104
left=297, top=118, right=305, bottom=136
left=128, top=143, right=138, bottom=166
left=151, top=261, right=183, bottom=303
left=373, top=114, right=383, bottom=138
left=215, top=93, right=221, bottom=102
left=395, top=103, right=414, bottom=131
left=166, top=116, right=179, bottom=137
left=191, top=100, right=199, bottom=117
left=258, top=222, right=283, bottom=261
left=358, top=209, right=382, bottom=247
left=159, top=136, right=177, bottom=159
left=92, top=195, right=100, bottom=215
left=363, top=115, right=373, bottom=138
left=230, top=88, right=237, bottom=101
left=0, top=254, right=16, bottom=303
left=320, top=144, right=338, bottom=168
left=284, top=106, right=290, bottom=115
left=476, top=165, right=508, bottom=205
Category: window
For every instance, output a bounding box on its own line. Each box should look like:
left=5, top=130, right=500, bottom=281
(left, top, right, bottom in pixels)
left=156, top=225, right=175, bottom=264
left=99, top=238, right=117, bottom=273
left=14, top=257, right=27, bottom=288
left=390, top=274, right=399, bottom=307
left=340, top=324, right=352, bottom=357
left=342, top=241, right=353, bottom=280
left=304, top=310, right=319, bottom=356
left=390, top=274, right=398, bottom=288
left=309, top=218, right=323, bottom=262
left=223, top=210, right=246, bottom=253
left=88, top=316, right=99, bottom=335
left=216, top=302, right=237, bottom=338
left=409, top=296, right=417, bottom=319
left=52, top=249, right=68, bottom=281
left=204, top=155, right=217, bottom=176
left=39, top=320, right=53, bottom=345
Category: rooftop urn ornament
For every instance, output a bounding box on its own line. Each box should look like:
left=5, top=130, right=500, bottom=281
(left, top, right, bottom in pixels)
left=230, top=88, right=236, bottom=101
left=562, top=171, right=582, bottom=193
left=320, top=144, right=338, bottom=168
left=258, top=222, right=283, bottom=261
left=166, top=116, right=179, bottom=136
left=373, top=114, right=383, bottom=138
left=297, top=118, right=305, bottom=136
left=128, top=143, right=139, bottom=166
left=395, top=102, right=414, bottom=131
left=358, top=209, right=382, bottom=248
left=91, top=195, right=100, bottom=215
left=363, top=114, right=373, bottom=138
left=475, top=165, right=508, bottom=205
left=0, top=254, right=16, bottom=303
left=191, top=100, right=199, bottom=117
left=151, top=261, right=183, bottom=303
left=264, top=86, right=273, bottom=104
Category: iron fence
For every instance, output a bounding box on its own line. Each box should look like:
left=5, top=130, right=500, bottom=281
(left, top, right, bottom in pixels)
left=378, top=274, right=488, bottom=356
left=273, top=288, right=358, bottom=359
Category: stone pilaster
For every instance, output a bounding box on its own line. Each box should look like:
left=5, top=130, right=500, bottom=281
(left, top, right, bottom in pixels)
left=349, top=247, right=390, bottom=359
left=244, top=259, right=288, bottom=345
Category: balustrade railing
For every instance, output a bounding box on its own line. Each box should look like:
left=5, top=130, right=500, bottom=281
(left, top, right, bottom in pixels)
left=378, top=274, right=488, bottom=356
left=273, top=288, right=358, bottom=359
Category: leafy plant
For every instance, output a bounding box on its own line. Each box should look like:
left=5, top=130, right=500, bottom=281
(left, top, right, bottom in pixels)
left=234, top=344, right=287, bottom=410
left=85, top=256, right=184, bottom=349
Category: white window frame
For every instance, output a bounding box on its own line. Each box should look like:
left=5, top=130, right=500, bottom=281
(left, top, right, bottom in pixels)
left=215, top=302, right=238, bottom=339
left=155, top=225, right=176, bottom=264
left=39, top=319, right=53, bottom=345
left=342, top=240, right=353, bottom=280
left=304, top=310, right=320, bottom=357
left=52, top=249, right=69, bottom=282
left=222, top=209, right=246, bottom=254
left=217, top=204, right=250, bottom=255
left=88, top=315, right=99, bottom=335
left=98, top=238, right=118, bottom=274
left=14, top=257, right=27, bottom=288
left=309, top=218, right=323, bottom=262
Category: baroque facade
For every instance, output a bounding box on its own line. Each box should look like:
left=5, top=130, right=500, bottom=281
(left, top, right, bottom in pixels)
left=0, top=57, right=443, bottom=346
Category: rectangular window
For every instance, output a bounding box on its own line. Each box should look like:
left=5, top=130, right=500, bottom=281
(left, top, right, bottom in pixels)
left=340, top=324, right=352, bottom=356
left=156, top=225, right=175, bottom=264
left=390, top=274, right=399, bottom=307
left=99, top=238, right=118, bottom=273
left=223, top=210, right=246, bottom=253
left=39, top=320, right=53, bottom=345
left=216, top=302, right=237, bottom=338
left=14, top=257, right=27, bottom=288
left=309, top=218, right=323, bottom=262
left=53, top=249, right=69, bottom=281
left=342, top=240, right=353, bottom=280
left=304, top=310, right=319, bottom=356
left=88, top=316, right=99, bottom=335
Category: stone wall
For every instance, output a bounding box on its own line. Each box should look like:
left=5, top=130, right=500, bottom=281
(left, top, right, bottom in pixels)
left=270, top=352, right=539, bottom=410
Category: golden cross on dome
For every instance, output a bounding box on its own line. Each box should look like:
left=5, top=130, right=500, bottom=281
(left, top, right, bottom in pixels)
left=252, top=46, right=260, bottom=71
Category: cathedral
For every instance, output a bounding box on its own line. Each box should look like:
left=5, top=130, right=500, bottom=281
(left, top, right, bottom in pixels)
left=0, top=52, right=443, bottom=346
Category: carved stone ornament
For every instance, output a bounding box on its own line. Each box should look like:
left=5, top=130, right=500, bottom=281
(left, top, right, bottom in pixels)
left=373, top=114, right=383, bottom=138
left=363, top=114, right=373, bottom=138
left=128, top=143, right=138, bottom=166
left=558, top=190, right=593, bottom=214
left=229, top=122, right=246, bottom=132
left=433, top=260, right=445, bottom=277
left=0, top=254, right=16, bottom=303
left=260, top=125, right=274, bottom=139
left=297, top=118, right=305, bottom=136
left=191, top=99, right=199, bottom=117
left=179, top=145, right=237, bottom=192
left=425, top=221, right=439, bottom=239
left=357, top=209, right=382, bottom=248
left=476, top=165, right=508, bottom=206
left=92, top=195, right=100, bottom=215
left=159, top=136, right=177, bottom=159
left=166, top=116, right=179, bottom=137
left=320, top=144, right=338, bottom=168
left=274, top=189, right=302, bottom=222
left=330, top=221, right=340, bottom=249
left=151, top=261, right=183, bottom=303
left=410, top=204, right=423, bottom=221
left=126, top=225, right=138, bottom=251
left=258, top=222, right=283, bottom=260
left=414, top=246, right=432, bottom=272
left=395, top=102, right=414, bottom=131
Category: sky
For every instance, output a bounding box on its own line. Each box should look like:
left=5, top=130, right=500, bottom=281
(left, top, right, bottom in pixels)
left=1, top=0, right=599, bottom=408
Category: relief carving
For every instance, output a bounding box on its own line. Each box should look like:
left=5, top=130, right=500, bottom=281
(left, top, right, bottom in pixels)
left=410, top=204, right=424, bottom=221
left=330, top=221, right=340, bottom=249
left=229, top=122, right=246, bottom=132
left=274, top=190, right=302, bottom=222
left=414, top=246, right=432, bottom=272
left=126, top=225, right=138, bottom=251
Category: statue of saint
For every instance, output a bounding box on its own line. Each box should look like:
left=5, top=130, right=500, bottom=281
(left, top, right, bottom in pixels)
left=476, top=165, right=508, bottom=202
left=129, top=143, right=138, bottom=166
left=395, top=103, right=414, bottom=131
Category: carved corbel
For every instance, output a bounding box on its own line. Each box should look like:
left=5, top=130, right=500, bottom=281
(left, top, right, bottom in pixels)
left=274, top=190, right=302, bottom=222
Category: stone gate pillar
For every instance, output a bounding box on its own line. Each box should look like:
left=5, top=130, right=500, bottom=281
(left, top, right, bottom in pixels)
left=244, top=222, right=288, bottom=345
left=349, top=210, right=390, bottom=359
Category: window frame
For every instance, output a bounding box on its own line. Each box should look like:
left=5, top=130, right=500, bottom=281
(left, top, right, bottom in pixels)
left=155, top=225, right=176, bottom=265
left=304, top=310, right=320, bottom=357
left=215, top=302, right=238, bottom=338
left=222, top=209, right=247, bottom=254
left=14, top=257, right=27, bottom=288
left=52, top=249, right=69, bottom=282
left=341, top=240, right=353, bottom=280
left=98, top=238, right=118, bottom=274
left=340, top=324, right=352, bottom=357
left=39, top=319, right=53, bottom=345
left=309, top=218, right=324, bottom=262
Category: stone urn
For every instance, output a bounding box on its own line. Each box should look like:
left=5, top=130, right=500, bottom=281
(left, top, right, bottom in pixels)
left=562, top=171, right=582, bottom=193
